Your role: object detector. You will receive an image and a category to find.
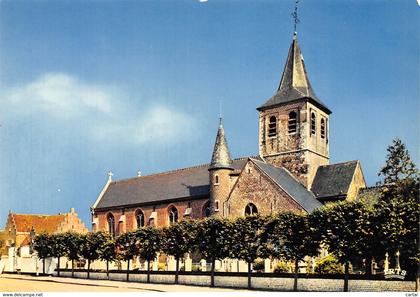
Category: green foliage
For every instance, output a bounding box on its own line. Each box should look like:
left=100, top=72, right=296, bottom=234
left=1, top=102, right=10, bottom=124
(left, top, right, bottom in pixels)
left=273, top=260, right=292, bottom=273
left=134, top=227, right=162, bottom=262
left=231, top=215, right=266, bottom=263
left=315, top=254, right=345, bottom=274
left=252, top=260, right=264, bottom=272
left=310, top=201, right=371, bottom=265
left=32, top=233, right=52, bottom=260
left=98, top=232, right=116, bottom=264
left=263, top=212, right=320, bottom=261
left=378, top=138, right=418, bottom=185
left=195, top=217, right=234, bottom=262
left=115, top=231, right=138, bottom=261
left=62, top=232, right=83, bottom=262
left=373, top=138, right=419, bottom=276
left=49, top=233, right=68, bottom=259
left=161, top=220, right=197, bottom=260
left=80, top=232, right=107, bottom=263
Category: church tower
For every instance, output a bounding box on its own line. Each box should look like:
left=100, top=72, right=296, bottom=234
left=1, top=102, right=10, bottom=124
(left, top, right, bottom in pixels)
left=257, top=33, right=331, bottom=188
left=209, top=118, right=233, bottom=217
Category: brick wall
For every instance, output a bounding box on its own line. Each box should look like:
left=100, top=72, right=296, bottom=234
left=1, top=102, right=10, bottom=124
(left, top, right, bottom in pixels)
left=94, top=197, right=209, bottom=233
left=227, top=160, right=305, bottom=218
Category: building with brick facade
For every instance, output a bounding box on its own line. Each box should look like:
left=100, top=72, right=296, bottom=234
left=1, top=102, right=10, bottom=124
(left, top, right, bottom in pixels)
left=3, top=208, right=88, bottom=252
left=91, top=33, right=366, bottom=235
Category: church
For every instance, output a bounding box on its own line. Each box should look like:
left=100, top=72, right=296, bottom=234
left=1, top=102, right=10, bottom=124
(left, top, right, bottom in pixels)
left=91, top=33, right=366, bottom=236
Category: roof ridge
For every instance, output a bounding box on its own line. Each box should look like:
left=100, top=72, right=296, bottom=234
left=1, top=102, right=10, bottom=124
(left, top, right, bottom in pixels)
left=113, top=156, right=254, bottom=184
left=11, top=213, right=65, bottom=217
left=319, top=160, right=359, bottom=167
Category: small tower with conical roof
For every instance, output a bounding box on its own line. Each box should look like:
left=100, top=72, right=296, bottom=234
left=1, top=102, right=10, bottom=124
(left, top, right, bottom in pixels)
left=208, top=118, right=233, bottom=217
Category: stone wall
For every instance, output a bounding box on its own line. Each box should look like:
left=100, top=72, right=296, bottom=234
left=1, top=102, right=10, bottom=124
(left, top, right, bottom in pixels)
left=226, top=160, right=305, bottom=218
left=56, top=270, right=416, bottom=292
left=258, top=100, right=330, bottom=188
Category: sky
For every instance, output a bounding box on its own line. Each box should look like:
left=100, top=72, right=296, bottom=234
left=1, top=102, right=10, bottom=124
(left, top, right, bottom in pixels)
left=0, top=0, right=418, bottom=229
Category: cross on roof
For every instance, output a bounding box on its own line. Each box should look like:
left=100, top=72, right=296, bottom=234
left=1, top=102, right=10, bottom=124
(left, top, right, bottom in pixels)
left=292, top=0, right=300, bottom=34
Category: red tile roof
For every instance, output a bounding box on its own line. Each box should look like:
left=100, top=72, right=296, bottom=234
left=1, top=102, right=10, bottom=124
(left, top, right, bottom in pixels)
left=11, top=213, right=66, bottom=233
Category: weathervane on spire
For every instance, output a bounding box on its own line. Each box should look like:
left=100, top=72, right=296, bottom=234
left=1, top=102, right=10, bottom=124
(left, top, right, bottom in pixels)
left=292, top=0, right=300, bottom=37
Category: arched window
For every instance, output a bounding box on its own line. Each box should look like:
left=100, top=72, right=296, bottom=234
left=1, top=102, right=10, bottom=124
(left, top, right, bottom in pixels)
left=135, top=209, right=145, bottom=228
left=107, top=213, right=115, bottom=237
left=288, top=111, right=297, bottom=134
left=244, top=203, right=258, bottom=216
left=203, top=201, right=211, bottom=218
left=311, top=112, right=316, bottom=135
left=268, top=116, right=277, bottom=138
left=320, top=118, right=326, bottom=139
left=168, top=206, right=178, bottom=224
left=215, top=175, right=219, bottom=184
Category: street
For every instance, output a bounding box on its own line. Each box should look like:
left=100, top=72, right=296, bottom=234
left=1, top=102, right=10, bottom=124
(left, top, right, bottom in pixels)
left=0, top=274, right=247, bottom=292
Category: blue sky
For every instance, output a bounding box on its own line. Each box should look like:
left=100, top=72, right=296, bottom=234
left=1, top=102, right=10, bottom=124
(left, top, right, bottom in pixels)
left=0, top=0, right=418, bottom=229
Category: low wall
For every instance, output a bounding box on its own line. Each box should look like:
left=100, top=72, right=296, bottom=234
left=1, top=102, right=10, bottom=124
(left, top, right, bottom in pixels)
left=56, top=270, right=415, bottom=292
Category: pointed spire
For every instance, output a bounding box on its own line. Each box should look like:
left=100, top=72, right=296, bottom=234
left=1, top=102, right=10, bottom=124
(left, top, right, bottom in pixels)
left=209, top=118, right=233, bottom=171
left=257, top=36, right=331, bottom=114
left=277, top=36, right=315, bottom=97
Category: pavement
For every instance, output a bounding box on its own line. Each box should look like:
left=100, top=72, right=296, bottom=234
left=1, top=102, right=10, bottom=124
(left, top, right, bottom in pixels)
left=0, top=274, right=249, bottom=292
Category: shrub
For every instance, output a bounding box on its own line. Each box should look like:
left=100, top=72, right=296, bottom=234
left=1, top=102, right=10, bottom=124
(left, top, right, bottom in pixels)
left=158, top=263, right=166, bottom=271
left=273, top=260, right=292, bottom=273
left=316, top=254, right=345, bottom=274
left=253, top=260, right=265, bottom=272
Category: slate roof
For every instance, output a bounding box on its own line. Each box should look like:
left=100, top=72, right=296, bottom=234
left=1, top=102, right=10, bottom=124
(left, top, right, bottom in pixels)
left=94, top=158, right=249, bottom=210
left=311, top=161, right=359, bottom=200
left=251, top=158, right=322, bottom=213
left=10, top=213, right=66, bottom=233
left=257, top=35, right=331, bottom=114
left=209, top=118, right=233, bottom=170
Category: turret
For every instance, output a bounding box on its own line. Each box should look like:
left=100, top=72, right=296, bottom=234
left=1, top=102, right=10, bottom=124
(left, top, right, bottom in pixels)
left=209, top=118, right=233, bottom=217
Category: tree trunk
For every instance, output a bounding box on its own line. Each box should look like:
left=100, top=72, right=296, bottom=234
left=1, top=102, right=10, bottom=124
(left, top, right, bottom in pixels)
left=344, top=262, right=350, bottom=292
left=72, top=259, right=75, bottom=278
left=106, top=260, right=109, bottom=280
left=247, top=261, right=252, bottom=289
left=43, top=258, right=46, bottom=275
left=147, top=260, right=151, bottom=283
left=294, top=259, right=299, bottom=291
left=126, top=259, right=130, bottom=282
left=365, top=256, right=372, bottom=276
left=211, top=258, right=215, bottom=287
left=57, top=256, right=60, bottom=277
left=87, top=259, right=91, bottom=279
left=175, top=258, right=180, bottom=284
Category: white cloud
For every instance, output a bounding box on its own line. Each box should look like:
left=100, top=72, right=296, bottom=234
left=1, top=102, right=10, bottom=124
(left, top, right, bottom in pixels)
left=0, top=72, right=198, bottom=146
left=93, top=105, right=198, bottom=145
left=4, top=73, right=113, bottom=117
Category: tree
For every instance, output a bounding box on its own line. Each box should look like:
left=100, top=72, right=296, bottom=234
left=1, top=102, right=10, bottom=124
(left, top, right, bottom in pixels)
left=32, top=233, right=53, bottom=274
left=135, top=227, right=162, bottom=283
left=161, top=220, right=197, bottom=284
left=268, top=212, right=321, bottom=291
left=80, top=232, right=107, bottom=279
left=378, top=138, right=417, bottom=185
left=310, top=201, right=371, bottom=292
left=98, top=233, right=116, bottom=280
left=195, top=217, right=234, bottom=287
left=231, top=215, right=266, bottom=289
left=115, top=231, right=138, bottom=282
left=376, top=138, right=419, bottom=284
left=49, top=233, right=68, bottom=277
left=63, top=232, right=83, bottom=278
